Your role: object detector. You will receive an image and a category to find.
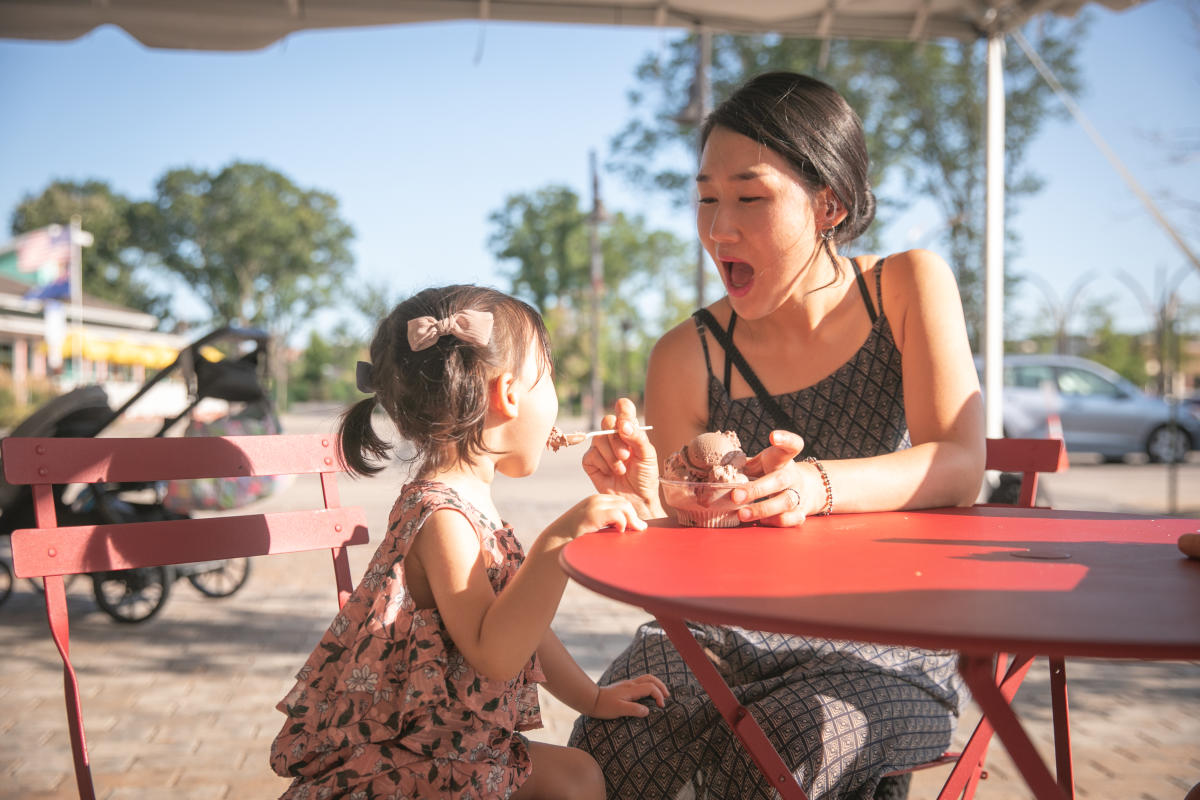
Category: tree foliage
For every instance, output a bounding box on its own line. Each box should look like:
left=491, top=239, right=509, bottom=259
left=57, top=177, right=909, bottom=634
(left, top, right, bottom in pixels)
left=11, top=180, right=166, bottom=315
left=488, top=185, right=692, bottom=410
left=140, top=162, right=355, bottom=338
left=609, top=21, right=1088, bottom=344
left=289, top=325, right=362, bottom=404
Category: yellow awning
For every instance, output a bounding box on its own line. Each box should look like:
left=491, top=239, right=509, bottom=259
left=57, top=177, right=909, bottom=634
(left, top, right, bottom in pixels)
left=57, top=332, right=179, bottom=369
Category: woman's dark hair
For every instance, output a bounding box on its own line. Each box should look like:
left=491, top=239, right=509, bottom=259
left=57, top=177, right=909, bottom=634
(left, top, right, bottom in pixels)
left=701, top=71, right=876, bottom=277
left=338, top=285, right=551, bottom=478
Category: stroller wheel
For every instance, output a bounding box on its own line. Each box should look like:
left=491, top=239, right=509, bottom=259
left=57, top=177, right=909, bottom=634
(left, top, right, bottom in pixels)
left=92, top=567, right=172, bottom=623
left=187, top=558, right=252, bottom=598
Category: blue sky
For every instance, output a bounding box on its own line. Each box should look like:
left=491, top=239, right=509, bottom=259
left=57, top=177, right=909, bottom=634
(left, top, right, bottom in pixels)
left=1, top=0, right=1197, bottom=342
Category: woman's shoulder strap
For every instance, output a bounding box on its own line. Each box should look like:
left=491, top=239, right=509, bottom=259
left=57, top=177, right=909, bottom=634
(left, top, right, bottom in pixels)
left=690, top=310, right=716, bottom=380
left=691, top=308, right=793, bottom=434
left=850, top=257, right=879, bottom=324
left=875, top=255, right=888, bottom=308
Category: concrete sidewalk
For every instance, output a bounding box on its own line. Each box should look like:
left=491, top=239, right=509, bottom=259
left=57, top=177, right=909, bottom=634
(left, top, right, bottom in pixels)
left=2, top=407, right=1197, bottom=799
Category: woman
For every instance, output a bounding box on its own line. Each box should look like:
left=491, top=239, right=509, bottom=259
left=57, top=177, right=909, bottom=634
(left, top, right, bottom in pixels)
left=572, top=72, right=985, bottom=799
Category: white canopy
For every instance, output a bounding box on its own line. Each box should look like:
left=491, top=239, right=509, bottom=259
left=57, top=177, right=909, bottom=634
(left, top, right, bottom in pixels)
left=0, top=0, right=1135, bottom=52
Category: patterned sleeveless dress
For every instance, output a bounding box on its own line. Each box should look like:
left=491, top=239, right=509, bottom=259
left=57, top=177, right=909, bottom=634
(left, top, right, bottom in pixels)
left=569, top=259, right=964, bottom=800
left=270, top=480, right=545, bottom=799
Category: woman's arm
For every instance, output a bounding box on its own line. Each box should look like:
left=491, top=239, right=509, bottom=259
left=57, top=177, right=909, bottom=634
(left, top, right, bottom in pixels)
left=644, top=316, right=713, bottom=459
left=734, top=250, right=985, bottom=522
left=581, top=316, right=711, bottom=517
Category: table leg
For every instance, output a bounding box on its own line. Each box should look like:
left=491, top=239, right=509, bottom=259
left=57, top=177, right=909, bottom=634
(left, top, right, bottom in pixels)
left=1048, top=657, right=1075, bottom=796
left=655, top=616, right=809, bottom=800
left=959, top=653, right=1069, bottom=800
left=938, top=653, right=1035, bottom=799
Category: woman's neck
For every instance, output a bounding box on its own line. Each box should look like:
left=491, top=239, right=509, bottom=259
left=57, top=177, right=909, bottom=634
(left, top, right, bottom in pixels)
left=747, top=251, right=854, bottom=340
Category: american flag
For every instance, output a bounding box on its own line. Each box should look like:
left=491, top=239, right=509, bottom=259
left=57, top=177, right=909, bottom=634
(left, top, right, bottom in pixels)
left=16, top=225, right=71, bottom=276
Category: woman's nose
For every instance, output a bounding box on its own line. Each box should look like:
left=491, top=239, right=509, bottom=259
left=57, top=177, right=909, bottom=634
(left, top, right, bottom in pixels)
left=704, top=208, right=737, bottom=243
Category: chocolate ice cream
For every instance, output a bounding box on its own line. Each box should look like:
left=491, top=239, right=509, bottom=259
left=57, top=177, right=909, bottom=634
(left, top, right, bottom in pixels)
left=661, top=431, right=751, bottom=527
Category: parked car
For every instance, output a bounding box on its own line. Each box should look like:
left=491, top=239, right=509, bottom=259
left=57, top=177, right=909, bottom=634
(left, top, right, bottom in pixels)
left=975, top=354, right=1200, bottom=462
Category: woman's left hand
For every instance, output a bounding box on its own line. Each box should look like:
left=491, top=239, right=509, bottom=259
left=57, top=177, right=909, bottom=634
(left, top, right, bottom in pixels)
left=589, top=674, right=670, bottom=719
left=733, top=430, right=819, bottom=526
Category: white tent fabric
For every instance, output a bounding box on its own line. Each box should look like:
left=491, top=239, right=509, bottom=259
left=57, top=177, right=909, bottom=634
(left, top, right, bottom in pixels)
left=0, top=0, right=1135, bottom=52
left=0, top=0, right=1142, bottom=436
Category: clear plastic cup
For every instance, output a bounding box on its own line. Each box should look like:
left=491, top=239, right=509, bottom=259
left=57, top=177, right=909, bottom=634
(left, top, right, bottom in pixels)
left=660, top=478, right=748, bottom=528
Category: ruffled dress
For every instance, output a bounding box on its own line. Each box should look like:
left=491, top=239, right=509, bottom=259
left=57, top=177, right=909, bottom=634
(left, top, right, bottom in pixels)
left=270, top=481, right=545, bottom=799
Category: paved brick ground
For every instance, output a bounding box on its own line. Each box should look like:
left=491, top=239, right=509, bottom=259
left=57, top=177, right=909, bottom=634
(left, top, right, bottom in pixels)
left=1, top=407, right=1197, bottom=799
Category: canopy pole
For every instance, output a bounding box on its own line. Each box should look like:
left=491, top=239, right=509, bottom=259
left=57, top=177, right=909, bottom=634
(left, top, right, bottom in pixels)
left=694, top=28, right=711, bottom=309
left=984, top=33, right=1005, bottom=439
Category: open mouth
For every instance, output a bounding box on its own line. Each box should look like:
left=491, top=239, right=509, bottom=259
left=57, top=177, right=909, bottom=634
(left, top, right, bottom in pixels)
left=723, top=259, right=755, bottom=294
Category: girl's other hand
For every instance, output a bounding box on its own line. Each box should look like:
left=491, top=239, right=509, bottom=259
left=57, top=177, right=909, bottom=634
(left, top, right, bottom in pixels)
left=589, top=674, right=670, bottom=719
left=582, top=397, right=663, bottom=518
left=546, top=494, right=647, bottom=546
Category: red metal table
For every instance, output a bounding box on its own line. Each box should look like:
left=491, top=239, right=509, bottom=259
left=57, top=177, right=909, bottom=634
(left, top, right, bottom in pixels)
left=560, top=506, right=1200, bottom=800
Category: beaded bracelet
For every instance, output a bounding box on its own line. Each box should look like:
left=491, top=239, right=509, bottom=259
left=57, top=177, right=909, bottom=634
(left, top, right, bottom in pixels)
left=804, top=456, right=833, bottom=516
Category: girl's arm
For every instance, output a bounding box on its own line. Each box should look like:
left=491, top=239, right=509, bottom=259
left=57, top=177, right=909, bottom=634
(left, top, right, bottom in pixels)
left=413, top=495, right=644, bottom=683
left=537, top=629, right=668, bottom=718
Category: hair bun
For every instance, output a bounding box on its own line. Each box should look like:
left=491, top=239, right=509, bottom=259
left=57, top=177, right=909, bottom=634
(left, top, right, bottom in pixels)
left=837, top=186, right=876, bottom=244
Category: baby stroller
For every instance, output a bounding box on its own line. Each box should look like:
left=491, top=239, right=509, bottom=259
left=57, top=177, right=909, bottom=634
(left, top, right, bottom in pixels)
left=0, top=327, right=277, bottom=622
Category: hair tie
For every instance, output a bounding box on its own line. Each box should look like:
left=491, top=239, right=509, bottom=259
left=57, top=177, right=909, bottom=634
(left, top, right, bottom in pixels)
left=407, top=310, right=493, bottom=352
left=355, top=360, right=375, bottom=395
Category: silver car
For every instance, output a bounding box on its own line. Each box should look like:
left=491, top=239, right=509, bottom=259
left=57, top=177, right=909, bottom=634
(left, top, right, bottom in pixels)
left=976, top=354, right=1200, bottom=462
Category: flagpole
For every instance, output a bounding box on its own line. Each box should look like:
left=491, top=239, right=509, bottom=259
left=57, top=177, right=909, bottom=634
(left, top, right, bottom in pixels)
left=69, top=214, right=89, bottom=386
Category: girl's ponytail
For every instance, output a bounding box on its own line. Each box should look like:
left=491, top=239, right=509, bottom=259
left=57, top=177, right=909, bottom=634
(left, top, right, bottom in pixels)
left=337, top=397, right=391, bottom=477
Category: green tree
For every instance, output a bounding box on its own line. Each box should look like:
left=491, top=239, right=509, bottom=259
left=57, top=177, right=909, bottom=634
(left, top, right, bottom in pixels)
left=11, top=180, right=167, bottom=316
left=488, top=185, right=691, bottom=411
left=610, top=22, right=1087, bottom=345
left=138, top=162, right=355, bottom=402
left=1079, top=299, right=1150, bottom=388
left=140, top=162, right=355, bottom=334
left=290, top=326, right=361, bottom=404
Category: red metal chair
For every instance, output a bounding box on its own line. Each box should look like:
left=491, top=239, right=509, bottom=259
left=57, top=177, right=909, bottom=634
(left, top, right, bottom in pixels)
left=3, top=433, right=369, bottom=800
left=884, top=437, right=1070, bottom=798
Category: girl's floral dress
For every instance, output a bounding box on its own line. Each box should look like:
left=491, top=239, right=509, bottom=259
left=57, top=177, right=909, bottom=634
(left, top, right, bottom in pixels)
left=270, top=481, right=545, bottom=799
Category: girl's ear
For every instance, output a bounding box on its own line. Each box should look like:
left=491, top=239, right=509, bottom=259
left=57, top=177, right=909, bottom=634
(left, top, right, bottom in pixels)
left=489, top=371, right=520, bottom=420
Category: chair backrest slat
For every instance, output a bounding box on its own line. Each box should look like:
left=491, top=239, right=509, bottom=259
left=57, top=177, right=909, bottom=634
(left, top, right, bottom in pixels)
left=2, top=433, right=343, bottom=484
left=984, top=437, right=1068, bottom=509
left=984, top=437, right=1069, bottom=475
left=11, top=508, right=368, bottom=578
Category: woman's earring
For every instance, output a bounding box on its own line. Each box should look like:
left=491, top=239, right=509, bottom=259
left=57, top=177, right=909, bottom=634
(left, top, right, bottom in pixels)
left=820, top=227, right=836, bottom=242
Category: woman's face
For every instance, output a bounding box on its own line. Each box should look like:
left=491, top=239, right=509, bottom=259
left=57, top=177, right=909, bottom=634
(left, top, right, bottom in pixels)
left=696, top=126, right=823, bottom=319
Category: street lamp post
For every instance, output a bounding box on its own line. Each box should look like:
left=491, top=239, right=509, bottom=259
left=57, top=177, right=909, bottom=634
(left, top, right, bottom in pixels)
left=1023, top=273, right=1096, bottom=354
left=674, top=30, right=712, bottom=310
left=1113, top=266, right=1193, bottom=396
left=587, top=151, right=608, bottom=431
left=1113, top=265, right=1195, bottom=512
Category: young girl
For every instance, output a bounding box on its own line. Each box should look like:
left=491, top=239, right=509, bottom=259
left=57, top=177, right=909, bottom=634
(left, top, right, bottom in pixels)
left=270, top=285, right=668, bottom=799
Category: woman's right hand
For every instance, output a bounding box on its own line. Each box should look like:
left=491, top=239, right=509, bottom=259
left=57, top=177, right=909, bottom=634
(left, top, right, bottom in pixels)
left=582, top=397, right=664, bottom=518
left=544, top=493, right=647, bottom=547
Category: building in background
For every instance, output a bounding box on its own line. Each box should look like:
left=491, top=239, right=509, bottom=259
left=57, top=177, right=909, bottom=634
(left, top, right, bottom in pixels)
left=0, top=229, right=188, bottom=420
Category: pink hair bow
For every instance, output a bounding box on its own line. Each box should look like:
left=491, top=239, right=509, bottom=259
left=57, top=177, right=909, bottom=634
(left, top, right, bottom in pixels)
left=407, top=310, right=494, bottom=352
